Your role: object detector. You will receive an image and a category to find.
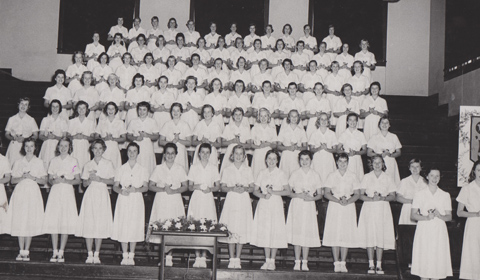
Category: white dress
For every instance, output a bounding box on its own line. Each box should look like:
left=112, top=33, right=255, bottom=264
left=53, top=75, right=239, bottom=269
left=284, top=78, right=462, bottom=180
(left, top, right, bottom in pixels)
left=411, top=187, right=452, bottom=279
left=68, top=117, right=96, bottom=170
left=76, top=158, right=115, bottom=238
left=357, top=172, right=396, bottom=249
left=66, top=64, right=88, bottom=93
left=151, top=89, right=177, bottom=133
left=354, top=51, right=376, bottom=83
left=42, top=155, right=79, bottom=234
left=111, top=162, right=149, bottom=243
left=219, top=122, right=251, bottom=174
left=277, top=125, right=307, bottom=177
left=148, top=163, right=187, bottom=244
left=308, top=128, right=338, bottom=183
left=219, top=164, right=254, bottom=244
left=187, top=163, right=220, bottom=221
left=338, top=129, right=367, bottom=181
left=38, top=115, right=69, bottom=170
left=43, top=85, right=73, bottom=120
left=95, top=118, right=126, bottom=169
left=367, top=132, right=402, bottom=186
left=127, top=117, right=158, bottom=175
left=397, top=175, right=427, bottom=225
left=333, top=97, right=360, bottom=136
left=305, top=96, right=332, bottom=137
left=5, top=113, right=39, bottom=167
left=203, top=93, right=228, bottom=129
left=361, top=96, right=388, bottom=141
left=125, top=86, right=151, bottom=125
left=286, top=168, right=322, bottom=247
left=73, top=86, right=100, bottom=120
left=456, top=181, right=480, bottom=280
left=192, top=120, right=223, bottom=167
left=177, top=90, right=205, bottom=131
left=250, top=123, right=277, bottom=180
left=4, top=156, right=46, bottom=236
left=106, top=44, right=127, bottom=71
left=160, top=120, right=192, bottom=172
left=323, top=170, right=360, bottom=248
left=115, top=64, right=137, bottom=90
left=0, top=155, right=11, bottom=234
left=251, top=167, right=288, bottom=249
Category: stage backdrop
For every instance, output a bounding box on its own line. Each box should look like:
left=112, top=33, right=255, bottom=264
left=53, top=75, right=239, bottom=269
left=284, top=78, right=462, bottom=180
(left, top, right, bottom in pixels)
left=458, top=106, right=480, bottom=186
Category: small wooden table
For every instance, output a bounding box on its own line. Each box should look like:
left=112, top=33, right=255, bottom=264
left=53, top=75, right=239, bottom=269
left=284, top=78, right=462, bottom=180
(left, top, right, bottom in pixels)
left=152, top=231, right=228, bottom=280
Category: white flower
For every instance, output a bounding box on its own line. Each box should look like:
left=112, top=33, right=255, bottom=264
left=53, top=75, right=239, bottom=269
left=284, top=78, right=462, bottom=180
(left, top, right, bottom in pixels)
left=200, top=225, right=207, bottom=232
left=199, top=183, right=208, bottom=190
left=174, top=217, right=180, bottom=223
left=162, top=224, right=169, bottom=230
left=188, top=224, right=196, bottom=231
left=209, top=226, right=215, bottom=231
left=220, top=226, right=227, bottom=231
left=164, top=220, right=172, bottom=227
left=199, top=218, right=206, bottom=225
left=175, top=222, right=182, bottom=229
left=152, top=224, right=159, bottom=230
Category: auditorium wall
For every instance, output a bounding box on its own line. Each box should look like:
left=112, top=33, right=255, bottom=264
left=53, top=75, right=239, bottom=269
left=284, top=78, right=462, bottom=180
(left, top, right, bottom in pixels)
left=0, top=0, right=444, bottom=101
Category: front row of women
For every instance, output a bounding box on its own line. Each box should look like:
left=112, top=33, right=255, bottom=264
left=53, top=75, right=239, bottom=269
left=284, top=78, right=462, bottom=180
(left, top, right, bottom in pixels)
left=0, top=137, right=479, bottom=279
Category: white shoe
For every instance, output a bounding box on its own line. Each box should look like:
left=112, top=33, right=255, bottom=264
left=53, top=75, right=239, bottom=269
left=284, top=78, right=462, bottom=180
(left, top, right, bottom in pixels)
left=376, top=266, right=384, bottom=275
left=50, top=254, right=58, bottom=263
left=57, top=254, right=65, bottom=263
left=22, top=250, right=30, bottom=262
left=301, top=260, right=309, bottom=271
left=193, top=258, right=201, bottom=268
left=200, top=257, right=207, bottom=268
left=367, top=266, right=375, bottom=274
left=267, top=259, right=276, bottom=271
left=121, top=253, right=129, bottom=265
left=260, top=259, right=270, bottom=270
left=16, top=251, right=23, bottom=261
left=128, top=252, right=135, bottom=266
left=334, top=261, right=341, bottom=272
left=234, top=258, right=241, bottom=269
left=85, top=252, right=94, bottom=264
left=293, top=260, right=301, bottom=271
left=165, top=255, right=173, bottom=267
left=228, top=258, right=235, bottom=269
left=340, top=261, right=348, bottom=273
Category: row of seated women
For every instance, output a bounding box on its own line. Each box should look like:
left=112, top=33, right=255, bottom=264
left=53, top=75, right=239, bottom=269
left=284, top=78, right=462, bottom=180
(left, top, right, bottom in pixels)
left=0, top=134, right=478, bottom=279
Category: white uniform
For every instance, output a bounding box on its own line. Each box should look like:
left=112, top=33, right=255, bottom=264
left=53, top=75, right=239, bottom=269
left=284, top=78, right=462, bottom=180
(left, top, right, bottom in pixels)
left=106, top=44, right=127, bottom=71
left=411, top=187, right=453, bottom=279
left=68, top=117, right=95, bottom=170
left=457, top=181, right=480, bottom=280
left=308, top=128, right=338, bottom=182
left=73, top=86, right=100, bottom=120
left=251, top=123, right=277, bottom=179
left=219, top=122, right=251, bottom=174
left=95, top=118, right=126, bottom=169
left=85, top=43, right=105, bottom=71
left=115, top=64, right=137, bottom=90
left=66, top=64, right=88, bottom=94
left=192, top=120, right=223, bottom=167
left=108, top=25, right=128, bottom=38
left=187, top=163, right=220, bottom=221
left=397, top=176, right=427, bottom=225
left=322, top=35, right=342, bottom=61
left=43, top=85, right=73, bottom=120
left=354, top=51, right=376, bottom=83
left=160, top=120, right=192, bottom=172
left=43, top=155, right=79, bottom=234
left=361, top=96, right=388, bottom=141
left=333, top=97, right=360, bottom=138
left=338, top=129, right=367, bottom=181
left=286, top=168, right=322, bottom=247
left=111, top=162, right=149, bottom=242
left=177, top=90, right=204, bottom=131
left=367, top=132, right=402, bottom=186
left=277, top=125, right=307, bottom=177
left=38, top=115, right=69, bottom=170
left=0, top=155, right=11, bottom=234
left=125, top=86, right=151, bottom=125
left=127, top=117, right=158, bottom=174
left=5, top=113, right=39, bottom=167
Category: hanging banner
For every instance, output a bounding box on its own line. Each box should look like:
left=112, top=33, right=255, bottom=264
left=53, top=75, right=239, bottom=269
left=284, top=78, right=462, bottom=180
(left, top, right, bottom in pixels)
left=458, top=106, right=480, bottom=186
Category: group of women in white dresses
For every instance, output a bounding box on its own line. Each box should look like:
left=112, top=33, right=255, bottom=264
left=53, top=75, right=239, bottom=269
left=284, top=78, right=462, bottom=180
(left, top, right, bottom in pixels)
left=0, top=16, right=477, bottom=280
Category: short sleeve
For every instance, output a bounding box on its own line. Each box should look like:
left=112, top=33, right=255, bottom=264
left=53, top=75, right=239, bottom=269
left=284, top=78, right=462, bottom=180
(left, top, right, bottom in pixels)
left=456, top=185, right=469, bottom=205
left=443, top=192, right=452, bottom=212
left=411, top=191, right=423, bottom=209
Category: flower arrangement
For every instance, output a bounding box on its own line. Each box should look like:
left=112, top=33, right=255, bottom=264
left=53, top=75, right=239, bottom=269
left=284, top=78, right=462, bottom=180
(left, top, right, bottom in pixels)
left=146, top=216, right=230, bottom=242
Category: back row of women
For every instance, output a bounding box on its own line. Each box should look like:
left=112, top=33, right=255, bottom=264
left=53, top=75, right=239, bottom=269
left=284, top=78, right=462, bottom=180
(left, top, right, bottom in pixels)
left=0, top=134, right=479, bottom=280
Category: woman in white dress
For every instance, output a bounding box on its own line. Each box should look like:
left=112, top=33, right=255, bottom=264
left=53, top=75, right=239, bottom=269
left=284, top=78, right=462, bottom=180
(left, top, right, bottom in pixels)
left=66, top=51, right=88, bottom=94
left=43, top=137, right=81, bottom=263
left=203, top=78, right=228, bottom=129
left=367, top=117, right=402, bottom=186
left=98, top=73, right=126, bottom=121
left=337, top=113, right=367, bottom=181
left=148, top=143, right=189, bottom=266
left=39, top=100, right=68, bottom=170
left=5, top=97, right=39, bottom=167
left=278, top=83, right=307, bottom=129
left=336, top=44, right=354, bottom=80
left=126, top=102, right=159, bottom=175
left=251, top=81, right=279, bottom=121
left=137, top=52, right=160, bottom=91
left=308, top=113, right=338, bottom=183
left=76, top=139, right=115, bottom=264
left=115, top=53, right=137, bottom=92
left=333, top=83, right=360, bottom=138
left=96, top=102, right=126, bottom=169
left=72, top=71, right=100, bottom=120
left=225, top=23, right=241, bottom=48
left=244, top=23, right=260, bottom=51
left=354, top=39, right=376, bottom=83
left=411, top=168, right=452, bottom=280
left=112, top=142, right=149, bottom=266
left=164, top=18, right=179, bottom=50
left=281, top=24, right=295, bottom=51
left=251, top=150, right=291, bottom=271
left=85, top=32, right=105, bottom=71
left=219, top=145, right=254, bottom=269
left=187, top=143, right=221, bottom=268
left=177, top=76, right=205, bottom=131
left=361, top=82, right=388, bottom=141
left=106, top=33, right=127, bottom=71
left=357, top=155, right=396, bottom=275
left=251, top=108, right=277, bottom=179
left=192, top=104, right=223, bottom=168
left=323, top=153, right=361, bottom=273
left=43, top=69, right=73, bottom=120
left=219, top=107, right=251, bottom=174
left=457, top=161, right=480, bottom=280
left=0, top=155, right=11, bottom=235
left=5, top=137, right=47, bottom=261
left=226, top=80, right=253, bottom=125
left=159, top=103, right=192, bottom=172
left=67, top=101, right=95, bottom=172
left=125, top=74, right=151, bottom=125
left=92, top=52, right=113, bottom=93
left=347, top=61, right=369, bottom=104
left=286, top=150, right=323, bottom=271
left=152, top=35, right=171, bottom=65
left=305, top=83, right=332, bottom=138
left=396, top=158, right=427, bottom=269
left=151, top=76, right=177, bottom=131
left=277, top=110, right=307, bottom=177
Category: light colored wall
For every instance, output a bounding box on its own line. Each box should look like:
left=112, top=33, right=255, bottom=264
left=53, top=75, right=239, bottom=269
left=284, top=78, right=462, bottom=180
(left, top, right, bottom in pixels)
left=0, top=0, right=72, bottom=81
left=269, top=0, right=309, bottom=40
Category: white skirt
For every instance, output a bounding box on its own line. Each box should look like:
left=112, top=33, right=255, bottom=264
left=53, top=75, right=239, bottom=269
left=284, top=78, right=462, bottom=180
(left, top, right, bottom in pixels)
left=219, top=192, right=253, bottom=244
left=250, top=196, right=288, bottom=249
left=148, top=192, right=185, bottom=244
left=112, top=192, right=145, bottom=243
left=459, top=217, right=480, bottom=280
left=279, top=150, right=300, bottom=178
left=285, top=198, right=321, bottom=247
left=4, top=179, right=44, bottom=237
left=323, top=201, right=358, bottom=248
left=356, top=201, right=395, bottom=249
left=76, top=182, right=113, bottom=238
left=43, top=183, right=78, bottom=234
left=311, top=150, right=337, bottom=183
left=72, top=139, right=91, bottom=170
left=103, top=140, right=122, bottom=170
left=187, top=190, right=217, bottom=221
left=411, top=218, right=452, bottom=279
left=251, top=147, right=271, bottom=180
left=39, top=139, right=59, bottom=170
left=135, top=138, right=156, bottom=175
